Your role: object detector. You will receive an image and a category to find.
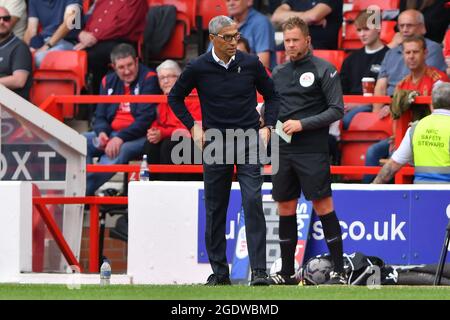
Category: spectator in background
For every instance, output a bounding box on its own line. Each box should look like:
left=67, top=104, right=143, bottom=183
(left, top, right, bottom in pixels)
left=83, top=44, right=159, bottom=196
left=364, top=35, right=449, bottom=183
left=374, top=9, right=446, bottom=116
left=237, top=34, right=251, bottom=53
left=224, top=0, right=276, bottom=69
left=0, top=0, right=26, bottom=39
left=271, top=0, right=343, bottom=49
left=23, top=0, right=83, bottom=67
left=372, top=81, right=450, bottom=184
left=340, top=10, right=389, bottom=129
left=143, top=60, right=202, bottom=181
left=444, top=28, right=450, bottom=77
left=0, top=6, right=32, bottom=100
left=399, top=0, right=449, bottom=44
left=74, top=0, right=148, bottom=94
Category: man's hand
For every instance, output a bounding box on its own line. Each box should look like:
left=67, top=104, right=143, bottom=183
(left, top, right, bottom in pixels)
left=147, top=128, right=162, bottom=144
left=377, top=105, right=390, bottom=119
left=96, top=132, right=109, bottom=149
left=388, top=32, right=403, bottom=48
left=259, top=127, right=271, bottom=148
left=78, top=31, right=97, bottom=48
left=105, top=136, right=124, bottom=159
left=190, top=123, right=205, bottom=150
left=36, top=44, right=50, bottom=53
left=74, top=42, right=87, bottom=50
left=282, top=119, right=302, bottom=135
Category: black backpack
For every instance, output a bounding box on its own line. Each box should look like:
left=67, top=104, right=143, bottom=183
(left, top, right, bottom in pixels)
left=303, top=252, right=398, bottom=285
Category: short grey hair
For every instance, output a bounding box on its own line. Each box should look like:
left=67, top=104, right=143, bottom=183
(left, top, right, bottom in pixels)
left=399, top=9, right=425, bottom=25
left=432, top=81, right=450, bottom=110
left=208, top=15, right=235, bottom=35
left=156, top=59, right=182, bottom=75
left=110, top=43, right=137, bottom=64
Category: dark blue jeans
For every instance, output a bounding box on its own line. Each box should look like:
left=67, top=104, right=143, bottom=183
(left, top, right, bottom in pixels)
left=363, top=138, right=390, bottom=183
left=202, top=132, right=266, bottom=277
left=343, top=104, right=372, bottom=130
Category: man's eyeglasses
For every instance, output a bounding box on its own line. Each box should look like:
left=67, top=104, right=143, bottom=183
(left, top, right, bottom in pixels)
left=398, top=23, right=420, bottom=29
left=159, top=74, right=178, bottom=82
left=213, top=32, right=241, bottom=42
left=0, top=15, right=11, bottom=22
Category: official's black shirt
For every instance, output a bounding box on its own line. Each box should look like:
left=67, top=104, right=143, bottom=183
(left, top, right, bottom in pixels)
left=272, top=51, right=344, bottom=153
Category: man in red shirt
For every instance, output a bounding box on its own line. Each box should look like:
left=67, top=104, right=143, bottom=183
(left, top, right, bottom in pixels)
left=363, top=34, right=449, bottom=183
left=396, top=35, right=449, bottom=94
left=74, top=0, right=148, bottom=94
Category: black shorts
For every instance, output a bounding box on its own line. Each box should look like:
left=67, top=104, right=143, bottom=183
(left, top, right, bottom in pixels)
left=272, top=152, right=332, bottom=201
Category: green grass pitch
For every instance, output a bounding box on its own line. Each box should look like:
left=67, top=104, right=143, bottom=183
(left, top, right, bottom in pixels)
left=0, top=284, right=449, bottom=300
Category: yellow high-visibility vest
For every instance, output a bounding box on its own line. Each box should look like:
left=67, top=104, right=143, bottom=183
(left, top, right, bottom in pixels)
left=411, top=113, right=450, bottom=183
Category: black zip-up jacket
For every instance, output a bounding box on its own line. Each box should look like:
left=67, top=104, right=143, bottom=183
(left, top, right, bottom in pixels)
left=272, top=51, right=344, bottom=153
left=168, top=50, right=279, bottom=131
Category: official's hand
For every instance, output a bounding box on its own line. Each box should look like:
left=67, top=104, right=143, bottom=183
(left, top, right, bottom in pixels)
left=147, top=128, right=162, bottom=144
left=105, top=136, right=123, bottom=159
left=190, top=123, right=205, bottom=150
left=282, top=120, right=302, bottom=135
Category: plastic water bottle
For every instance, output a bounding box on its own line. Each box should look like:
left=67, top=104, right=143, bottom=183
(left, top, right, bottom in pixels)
left=139, top=154, right=150, bottom=181
left=100, top=259, right=111, bottom=286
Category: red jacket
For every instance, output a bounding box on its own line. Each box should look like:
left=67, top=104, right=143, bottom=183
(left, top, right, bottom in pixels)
left=151, top=100, right=202, bottom=139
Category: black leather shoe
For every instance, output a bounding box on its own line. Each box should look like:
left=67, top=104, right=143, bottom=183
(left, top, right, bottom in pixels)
left=250, top=269, right=269, bottom=286
left=204, top=274, right=232, bottom=286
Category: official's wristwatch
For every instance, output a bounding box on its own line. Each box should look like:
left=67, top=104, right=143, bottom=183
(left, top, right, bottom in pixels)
left=45, top=42, right=53, bottom=48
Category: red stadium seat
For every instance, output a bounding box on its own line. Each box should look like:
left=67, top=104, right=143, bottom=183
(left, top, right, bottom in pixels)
left=276, top=50, right=286, bottom=65
left=31, top=51, right=87, bottom=121
left=444, top=28, right=450, bottom=57
left=196, top=0, right=227, bottom=30
left=352, top=0, right=400, bottom=10
left=147, top=0, right=197, bottom=30
left=339, top=21, right=362, bottom=50
left=340, top=112, right=393, bottom=181
left=380, top=21, right=396, bottom=45
left=82, top=0, right=94, bottom=14
left=313, top=50, right=346, bottom=72
left=142, top=12, right=190, bottom=61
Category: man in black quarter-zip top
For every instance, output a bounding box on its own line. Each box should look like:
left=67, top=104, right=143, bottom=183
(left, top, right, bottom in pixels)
left=169, top=15, right=280, bottom=286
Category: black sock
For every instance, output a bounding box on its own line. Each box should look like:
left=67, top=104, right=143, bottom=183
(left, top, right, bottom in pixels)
left=279, top=215, right=297, bottom=276
left=319, top=211, right=344, bottom=273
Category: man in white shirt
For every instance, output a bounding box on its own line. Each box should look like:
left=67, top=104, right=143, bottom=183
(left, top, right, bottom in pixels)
left=373, top=82, right=450, bottom=184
